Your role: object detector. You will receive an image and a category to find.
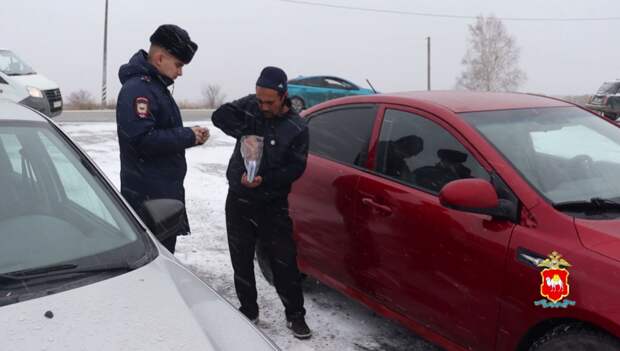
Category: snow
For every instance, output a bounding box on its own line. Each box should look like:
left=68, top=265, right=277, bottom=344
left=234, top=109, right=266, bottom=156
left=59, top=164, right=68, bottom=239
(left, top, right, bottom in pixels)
left=58, top=121, right=440, bottom=351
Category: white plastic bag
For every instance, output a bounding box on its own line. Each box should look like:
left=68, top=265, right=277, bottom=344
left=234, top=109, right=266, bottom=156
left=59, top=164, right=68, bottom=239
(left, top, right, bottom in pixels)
left=240, top=135, right=264, bottom=182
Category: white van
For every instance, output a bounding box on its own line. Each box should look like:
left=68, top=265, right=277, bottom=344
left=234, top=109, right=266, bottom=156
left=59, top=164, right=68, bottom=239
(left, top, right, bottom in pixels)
left=0, top=49, right=63, bottom=117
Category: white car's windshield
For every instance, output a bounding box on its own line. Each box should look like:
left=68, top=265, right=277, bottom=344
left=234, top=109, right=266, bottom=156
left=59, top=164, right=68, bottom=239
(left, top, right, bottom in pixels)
left=462, top=107, right=620, bottom=204
left=597, top=82, right=620, bottom=95
left=0, top=122, right=148, bottom=276
left=0, top=50, right=36, bottom=76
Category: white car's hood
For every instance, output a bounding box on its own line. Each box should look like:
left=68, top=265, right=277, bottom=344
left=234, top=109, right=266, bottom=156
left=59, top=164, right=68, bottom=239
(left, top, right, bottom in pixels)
left=0, top=255, right=277, bottom=351
left=8, top=73, right=59, bottom=91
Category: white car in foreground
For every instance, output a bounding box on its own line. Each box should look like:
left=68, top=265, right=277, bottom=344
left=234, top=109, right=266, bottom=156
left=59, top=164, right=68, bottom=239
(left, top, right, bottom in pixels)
left=0, top=100, right=278, bottom=351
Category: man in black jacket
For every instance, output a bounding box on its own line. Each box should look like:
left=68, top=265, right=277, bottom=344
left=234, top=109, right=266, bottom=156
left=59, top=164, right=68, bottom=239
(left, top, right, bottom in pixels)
left=212, top=66, right=311, bottom=339
left=116, top=24, right=209, bottom=253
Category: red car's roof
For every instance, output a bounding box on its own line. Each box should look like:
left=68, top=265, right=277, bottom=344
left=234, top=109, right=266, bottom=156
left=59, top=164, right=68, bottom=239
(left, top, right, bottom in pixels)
left=309, top=90, right=572, bottom=113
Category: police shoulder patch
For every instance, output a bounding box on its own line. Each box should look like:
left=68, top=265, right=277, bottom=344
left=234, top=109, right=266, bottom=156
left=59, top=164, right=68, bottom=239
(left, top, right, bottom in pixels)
left=135, top=96, right=150, bottom=119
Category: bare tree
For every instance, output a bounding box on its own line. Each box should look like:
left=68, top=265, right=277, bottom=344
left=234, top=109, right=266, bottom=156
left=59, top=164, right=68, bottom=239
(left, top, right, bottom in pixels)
left=201, top=84, right=226, bottom=109
left=66, top=89, right=98, bottom=110
left=456, top=15, right=526, bottom=92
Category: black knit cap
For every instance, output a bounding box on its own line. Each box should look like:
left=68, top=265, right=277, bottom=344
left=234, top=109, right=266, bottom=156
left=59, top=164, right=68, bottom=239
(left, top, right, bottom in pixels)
left=256, top=66, right=288, bottom=94
left=150, top=24, right=198, bottom=64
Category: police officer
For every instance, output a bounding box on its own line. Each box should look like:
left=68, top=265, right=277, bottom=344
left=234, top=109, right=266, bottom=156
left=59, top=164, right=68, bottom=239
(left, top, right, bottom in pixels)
left=116, top=24, right=209, bottom=253
left=212, top=66, right=312, bottom=339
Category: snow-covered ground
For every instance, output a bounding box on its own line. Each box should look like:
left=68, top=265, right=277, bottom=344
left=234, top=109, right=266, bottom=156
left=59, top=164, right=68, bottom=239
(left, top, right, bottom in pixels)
left=59, top=121, right=441, bottom=351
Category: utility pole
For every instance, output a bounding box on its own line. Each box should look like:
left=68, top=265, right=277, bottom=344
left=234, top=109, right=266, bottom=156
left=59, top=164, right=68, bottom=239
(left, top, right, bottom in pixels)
left=102, top=0, right=109, bottom=108
left=426, top=36, right=431, bottom=91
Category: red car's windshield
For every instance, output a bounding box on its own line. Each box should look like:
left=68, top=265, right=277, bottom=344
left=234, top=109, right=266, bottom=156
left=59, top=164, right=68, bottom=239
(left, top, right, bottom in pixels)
left=462, top=107, right=620, bottom=204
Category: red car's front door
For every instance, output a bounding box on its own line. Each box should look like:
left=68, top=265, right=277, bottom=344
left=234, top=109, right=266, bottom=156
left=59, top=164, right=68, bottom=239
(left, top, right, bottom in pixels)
left=354, top=106, right=516, bottom=350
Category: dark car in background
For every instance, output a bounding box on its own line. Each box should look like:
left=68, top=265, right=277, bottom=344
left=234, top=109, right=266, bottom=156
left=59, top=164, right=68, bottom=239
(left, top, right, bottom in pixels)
left=287, top=75, right=374, bottom=112
left=586, top=80, right=620, bottom=120
left=258, top=91, right=620, bottom=351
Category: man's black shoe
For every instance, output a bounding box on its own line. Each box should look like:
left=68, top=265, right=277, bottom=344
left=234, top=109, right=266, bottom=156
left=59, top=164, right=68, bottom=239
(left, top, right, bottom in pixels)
left=286, top=317, right=312, bottom=339
left=239, top=307, right=259, bottom=325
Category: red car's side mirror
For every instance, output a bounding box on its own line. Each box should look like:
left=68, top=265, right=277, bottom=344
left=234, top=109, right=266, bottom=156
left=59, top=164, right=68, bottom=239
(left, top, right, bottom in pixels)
left=439, top=179, right=509, bottom=219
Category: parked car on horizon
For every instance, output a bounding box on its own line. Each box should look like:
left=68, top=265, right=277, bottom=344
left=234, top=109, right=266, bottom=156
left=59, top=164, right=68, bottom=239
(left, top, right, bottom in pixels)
left=0, top=100, right=278, bottom=351
left=257, top=91, right=620, bottom=351
left=586, top=80, right=620, bottom=120
left=287, top=75, right=374, bottom=112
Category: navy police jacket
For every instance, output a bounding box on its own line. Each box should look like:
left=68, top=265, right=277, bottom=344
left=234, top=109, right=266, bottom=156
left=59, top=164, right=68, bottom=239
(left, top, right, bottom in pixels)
left=212, top=95, right=309, bottom=203
left=116, top=50, right=195, bottom=224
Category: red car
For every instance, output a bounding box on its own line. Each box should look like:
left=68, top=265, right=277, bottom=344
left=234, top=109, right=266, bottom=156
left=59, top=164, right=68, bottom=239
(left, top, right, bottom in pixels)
left=257, top=91, right=620, bottom=351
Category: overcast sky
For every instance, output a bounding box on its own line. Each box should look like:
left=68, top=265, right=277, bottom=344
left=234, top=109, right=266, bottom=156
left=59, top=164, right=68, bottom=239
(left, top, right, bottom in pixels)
left=2, top=0, right=619, bottom=103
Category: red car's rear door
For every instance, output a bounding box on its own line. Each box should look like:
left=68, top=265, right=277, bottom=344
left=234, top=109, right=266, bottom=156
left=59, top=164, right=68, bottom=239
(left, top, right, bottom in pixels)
left=290, top=104, right=379, bottom=291
left=354, top=105, right=516, bottom=350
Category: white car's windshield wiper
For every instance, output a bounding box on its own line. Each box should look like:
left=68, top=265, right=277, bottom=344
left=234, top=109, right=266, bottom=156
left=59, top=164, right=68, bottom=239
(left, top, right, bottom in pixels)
left=0, top=262, right=135, bottom=283
left=553, top=197, right=620, bottom=212
left=6, top=72, right=36, bottom=76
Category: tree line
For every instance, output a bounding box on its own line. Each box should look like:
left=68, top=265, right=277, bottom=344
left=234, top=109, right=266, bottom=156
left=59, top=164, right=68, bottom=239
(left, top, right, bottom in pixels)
left=65, top=83, right=226, bottom=110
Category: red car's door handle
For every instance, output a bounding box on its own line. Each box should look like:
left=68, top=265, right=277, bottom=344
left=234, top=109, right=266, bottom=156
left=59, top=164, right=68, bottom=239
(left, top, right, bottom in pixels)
left=517, top=247, right=546, bottom=269
left=361, top=198, right=393, bottom=215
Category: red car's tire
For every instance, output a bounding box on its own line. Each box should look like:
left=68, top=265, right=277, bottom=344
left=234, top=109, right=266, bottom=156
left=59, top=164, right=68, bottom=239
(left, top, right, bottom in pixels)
left=529, top=323, right=620, bottom=351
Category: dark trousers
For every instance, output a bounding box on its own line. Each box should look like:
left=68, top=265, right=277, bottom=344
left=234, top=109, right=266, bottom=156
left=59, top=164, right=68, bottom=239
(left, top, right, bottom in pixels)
left=225, top=191, right=306, bottom=320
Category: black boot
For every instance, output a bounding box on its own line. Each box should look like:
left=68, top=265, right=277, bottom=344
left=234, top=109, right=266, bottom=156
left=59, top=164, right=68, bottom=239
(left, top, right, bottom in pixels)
left=238, top=307, right=259, bottom=325
left=286, top=316, right=312, bottom=339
